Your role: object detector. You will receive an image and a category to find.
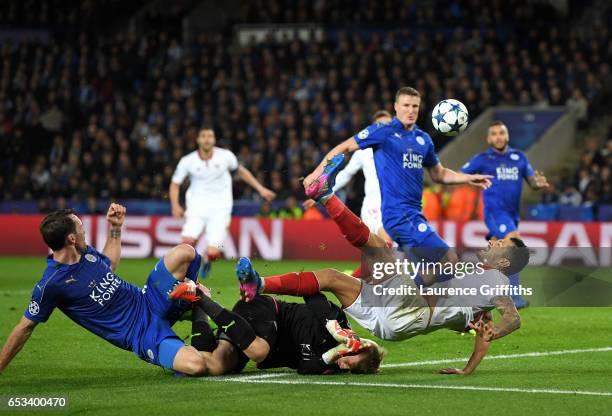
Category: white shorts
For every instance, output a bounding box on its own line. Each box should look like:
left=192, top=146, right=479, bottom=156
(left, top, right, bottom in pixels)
left=360, top=201, right=383, bottom=235
left=344, top=274, right=429, bottom=341
left=181, top=211, right=231, bottom=248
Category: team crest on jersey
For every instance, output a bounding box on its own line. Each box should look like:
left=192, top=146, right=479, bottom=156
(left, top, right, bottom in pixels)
left=416, top=136, right=425, bottom=145
left=358, top=129, right=369, bottom=140
left=462, top=162, right=470, bottom=169
left=147, top=349, right=155, bottom=360
left=85, top=254, right=97, bottom=263
left=510, top=153, right=519, bottom=161
left=28, top=301, right=39, bottom=315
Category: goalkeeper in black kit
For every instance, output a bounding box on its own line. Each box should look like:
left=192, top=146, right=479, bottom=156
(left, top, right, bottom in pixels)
left=170, top=281, right=384, bottom=375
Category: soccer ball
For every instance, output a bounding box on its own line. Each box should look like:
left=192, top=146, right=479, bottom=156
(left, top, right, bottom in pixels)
left=431, top=99, right=469, bottom=136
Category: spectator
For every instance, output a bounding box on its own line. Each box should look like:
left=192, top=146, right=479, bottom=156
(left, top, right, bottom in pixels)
left=258, top=201, right=277, bottom=218
left=566, top=89, right=588, bottom=128
left=276, top=196, right=303, bottom=219
left=559, top=185, right=582, bottom=206
left=1, top=0, right=609, bottom=213
left=541, top=183, right=559, bottom=204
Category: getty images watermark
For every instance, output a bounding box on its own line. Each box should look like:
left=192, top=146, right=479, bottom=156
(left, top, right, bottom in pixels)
left=372, top=259, right=485, bottom=280
left=370, top=259, right=533, bottom=298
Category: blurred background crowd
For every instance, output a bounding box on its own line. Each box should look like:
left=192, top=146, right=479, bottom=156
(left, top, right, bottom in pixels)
left=1, top=0, right=611, bottom=218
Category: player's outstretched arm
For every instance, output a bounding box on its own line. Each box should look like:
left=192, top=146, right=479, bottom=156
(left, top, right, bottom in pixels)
left=527, top=170, right=550, bottom=190
left=489, top=296, right=521, bottom=340
left=102, top=203, right=126, bottom=272
left=236, top=165, right=276, bottom=201
left=304, top=137, right=360, bottom=188
left=440, top=313, right=493, bottom=375
left=169, top=182, right=184, bottom=218
left=428, top=163, right=493, bottom=189
left=0, top=317, right=37, bottom=375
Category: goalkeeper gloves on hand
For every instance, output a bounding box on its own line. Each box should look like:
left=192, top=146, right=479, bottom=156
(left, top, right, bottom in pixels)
left=325, top=320, right=361, bottom=353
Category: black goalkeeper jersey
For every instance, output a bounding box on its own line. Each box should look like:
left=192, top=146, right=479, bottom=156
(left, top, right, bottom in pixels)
left=232, top=294, right=350, bottom=374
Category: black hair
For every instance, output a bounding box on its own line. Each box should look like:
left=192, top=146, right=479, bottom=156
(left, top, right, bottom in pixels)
left=39, top=208, right=77, bottom=251
left=505, top=237, right=530, bottom=275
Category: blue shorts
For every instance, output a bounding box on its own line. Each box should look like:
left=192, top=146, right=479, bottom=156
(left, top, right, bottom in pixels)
left=385, top=211, right=449, bottom=262
left=135, top=257, right=198, bottom=369
left=484, top=210, right=519, bottom=239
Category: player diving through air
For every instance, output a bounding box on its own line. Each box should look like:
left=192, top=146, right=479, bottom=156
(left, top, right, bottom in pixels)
left=239, top=155, right=529, bottom=375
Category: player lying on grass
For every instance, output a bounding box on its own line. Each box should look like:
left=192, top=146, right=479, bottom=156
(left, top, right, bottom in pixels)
left=176, top=286, right=385, bottom=375
left=0, top=204, right=230, bottom=376
left=237, top=154, right=529, bottom=375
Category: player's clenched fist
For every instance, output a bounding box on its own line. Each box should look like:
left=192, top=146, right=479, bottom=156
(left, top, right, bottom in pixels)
left=106, top=203, right=126, bottom=227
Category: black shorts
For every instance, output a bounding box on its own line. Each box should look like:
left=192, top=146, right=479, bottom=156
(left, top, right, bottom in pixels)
left=230, top=295, right=281, bottom=372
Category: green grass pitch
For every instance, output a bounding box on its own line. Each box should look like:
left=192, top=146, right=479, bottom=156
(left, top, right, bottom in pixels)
left=0, top=257, right=610, bottom=415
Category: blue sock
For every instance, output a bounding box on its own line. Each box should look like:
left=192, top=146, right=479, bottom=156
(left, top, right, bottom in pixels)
left=414, top=275, right=426, bottom=287
left=508, top=273, right=520, bottom=288
left=436, top=271, right=455, bottom=283
left=186, top=253, right=202, bottom=283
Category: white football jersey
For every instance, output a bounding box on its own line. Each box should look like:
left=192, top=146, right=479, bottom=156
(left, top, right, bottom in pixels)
left=333, top=148, right=381, bottom=208
left=429, top=269, right=510, bottom=333
left=346, top=269, right=509, bottom=341
left=171, top=147, right=239, bottom=216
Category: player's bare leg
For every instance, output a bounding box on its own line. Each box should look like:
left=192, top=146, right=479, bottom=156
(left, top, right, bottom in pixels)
left=164, top=243, right=199, bottom=281
left=201, top=245, right=222, bottom=278
left=180, top=235, right=213, bottom=280
left=171, top=345, right=210, bottom=376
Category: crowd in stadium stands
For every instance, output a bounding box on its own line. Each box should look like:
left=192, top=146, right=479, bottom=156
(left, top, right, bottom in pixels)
left=1, top=0, right=611, bottom=217
left=543, top=135, right=612, bottom=208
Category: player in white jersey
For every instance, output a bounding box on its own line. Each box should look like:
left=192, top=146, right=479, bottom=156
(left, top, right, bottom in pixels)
left=169, top=127, right=276, bottom=278
left=304, top=110, right=392, bottom=245
left=239, top=164, right=528, bottom=375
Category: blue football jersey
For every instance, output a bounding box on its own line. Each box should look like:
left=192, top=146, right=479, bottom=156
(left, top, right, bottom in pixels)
left=24, top=246, right=144, bottom=352
left=461, top=147, right=535, bottom=214
left=355, top=118, right=439, bottom=217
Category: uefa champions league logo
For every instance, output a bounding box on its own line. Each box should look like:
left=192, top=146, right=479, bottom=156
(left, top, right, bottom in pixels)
left=85, top=254, right=97, bottom=262
left=28, top=301, right=40, bottom=316
left=358, top=129, right=369, bottom=140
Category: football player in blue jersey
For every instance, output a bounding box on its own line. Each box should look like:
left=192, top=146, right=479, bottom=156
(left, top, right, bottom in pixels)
left=461, top=121, right=549, bottom=308
left=0, top=203, right=260, bottom=376
left=304, top=87, right=493, bottom=285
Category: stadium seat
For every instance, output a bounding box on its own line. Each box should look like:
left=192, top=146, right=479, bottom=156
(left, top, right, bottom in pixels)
left=525, top=204, right=559, bottom=221
left=597, top=205, right=612, bottom=221
left=558, top=205, right=594, bottom=222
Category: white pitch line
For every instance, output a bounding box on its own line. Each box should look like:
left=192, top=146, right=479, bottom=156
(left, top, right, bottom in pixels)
left=233, top=372, right=293, bottom=381
left=382, top=346, right=612, bottom=368
left=229, top=379, right=612, bottom=397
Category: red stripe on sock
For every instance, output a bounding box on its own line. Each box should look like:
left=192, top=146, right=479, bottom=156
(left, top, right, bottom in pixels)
left=324, top=195, right=370, bottom=247
left=263, top=271, right=320, bottom=296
